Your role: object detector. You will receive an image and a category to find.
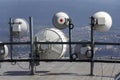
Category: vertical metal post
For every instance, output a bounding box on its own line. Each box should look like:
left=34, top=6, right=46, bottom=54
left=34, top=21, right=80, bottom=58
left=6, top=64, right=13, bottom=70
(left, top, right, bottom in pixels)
left=0, top=63, right=1, bottom=68
left=34, top=37, right=40, bottom=66
left=68, top=20, right=74, bottom=60
left=69, top=26, right=72, bottom=60
left=9, top=18, right=13, bottom=60
left=90, top=16, right=95, bottom=76
left=29, top=17, right=35, bottom=75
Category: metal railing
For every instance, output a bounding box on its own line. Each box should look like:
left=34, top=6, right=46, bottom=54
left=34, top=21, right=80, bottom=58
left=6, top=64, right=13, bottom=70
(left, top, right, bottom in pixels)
left=0, top=17, right=120, bottom=75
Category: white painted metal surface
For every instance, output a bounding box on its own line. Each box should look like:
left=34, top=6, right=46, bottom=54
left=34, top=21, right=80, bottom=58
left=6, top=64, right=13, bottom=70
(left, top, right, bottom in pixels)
left=12, top=18, right=29, bottom=38
left=0, top=42, right=8, bottom=60
left=93, top=11, right=112, bottom=32
left=52, top=12, right=70, bottom=29
left=35, top=28, right=68, bottom=59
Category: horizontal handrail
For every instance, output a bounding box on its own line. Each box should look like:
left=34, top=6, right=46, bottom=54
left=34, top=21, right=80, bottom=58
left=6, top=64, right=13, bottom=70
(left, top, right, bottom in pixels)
left=0, top=59, right=120, bottom=63
left=0, top=41, right=120, bottom=45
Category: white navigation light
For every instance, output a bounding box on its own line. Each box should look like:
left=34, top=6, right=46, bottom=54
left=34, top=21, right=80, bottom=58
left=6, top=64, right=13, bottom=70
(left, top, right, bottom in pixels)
left=12, top=18, right=29, bottom=38
left=35, top=28, right=68, bottom=59
left=93, top=11, right=112, bottom=32
left=0, top=42, right=8, bottom=60
left=52, top=12, right=70, bottom=29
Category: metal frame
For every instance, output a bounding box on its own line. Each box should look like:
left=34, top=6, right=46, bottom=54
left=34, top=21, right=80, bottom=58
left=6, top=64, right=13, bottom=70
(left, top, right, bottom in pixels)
left=9, top=18, right=13, bottom=60
left=0, top=17, right=120, bottom=75
left=90, top=16, right=95, bottom=76
left=0, top=59, right=120, bottom=63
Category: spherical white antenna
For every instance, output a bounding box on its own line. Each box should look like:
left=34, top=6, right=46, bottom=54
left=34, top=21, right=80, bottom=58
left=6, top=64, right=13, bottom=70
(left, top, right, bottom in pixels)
left=0, top=42, right=8, bottom=60
left=12, top=18, right=29, bottom=38
left=52, top=12, right=70, bottom=29
left=35, top=28, right=68, bottom=59
left=93, top=11, right=112, bottom=32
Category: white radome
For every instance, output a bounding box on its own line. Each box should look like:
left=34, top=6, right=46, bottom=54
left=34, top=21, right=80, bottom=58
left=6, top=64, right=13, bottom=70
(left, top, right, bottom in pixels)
left=93, top=11, right=112, bottom=32
left=12, top=18, right=29, bottom=37
left=0, top=42, right=8, bottom=60
left=52, top=12, right=70, bottom=29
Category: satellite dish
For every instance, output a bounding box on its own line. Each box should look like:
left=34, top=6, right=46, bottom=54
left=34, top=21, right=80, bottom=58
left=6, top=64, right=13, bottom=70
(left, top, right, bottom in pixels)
left=34, top=28, right=68, bottom=59
left=74, top=41, right=91, bottom=59
left=93, top=11, right=112, bottom=32
left=0, top=42, right=8, bottom=60
left=12, top=18, right=29, bottom=38
left=74, top=40, right=97, bottom=59
left=52, top=12, right=70, bottom=29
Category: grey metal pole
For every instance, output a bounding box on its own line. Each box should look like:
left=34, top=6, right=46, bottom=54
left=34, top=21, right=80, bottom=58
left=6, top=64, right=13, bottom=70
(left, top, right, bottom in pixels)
left=68, top=20, right=74, bottom=60
left=29, top=17, right=35, bottom=75
left=9, top=18, right=13, bottom=60
left=69, top=26, right=72, bottom=60
left=0, top=63, right=1, bottom=68
left=90, top=16, right=95, bottom=76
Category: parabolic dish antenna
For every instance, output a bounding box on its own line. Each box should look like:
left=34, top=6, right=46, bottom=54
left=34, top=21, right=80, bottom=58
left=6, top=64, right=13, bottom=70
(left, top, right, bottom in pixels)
left=74, top=40, right=92, bottom=59
left=0, top=42, right=8, bottom=60
left=34, top=28, right=68, bottom=59
left=12, top=18, right=29, bottom=38
left=93, top=11, right=112, bottom=32
left=74, top=40, right=97, bottom=59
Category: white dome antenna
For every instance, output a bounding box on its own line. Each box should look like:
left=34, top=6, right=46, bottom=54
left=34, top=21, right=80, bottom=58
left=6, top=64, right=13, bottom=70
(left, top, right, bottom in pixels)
left=12, top=18, right=29, bottom=38
left=92, top=11, right=112, bottom=32
left=34, top=28, right=68, bottom=59
left=0, top=42, right=8, bottom=60
left=74, top=40, right=97, bottom=59
left=52, top=12, right=70, bottom=30
left=89, top=11, right=112, bottom=75
left=52, top=12, right=74, bottom=59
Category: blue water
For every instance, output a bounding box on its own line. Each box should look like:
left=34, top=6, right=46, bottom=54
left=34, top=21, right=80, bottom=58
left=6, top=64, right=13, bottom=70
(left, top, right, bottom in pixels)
left=0, top=0, right=120, bottom=57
